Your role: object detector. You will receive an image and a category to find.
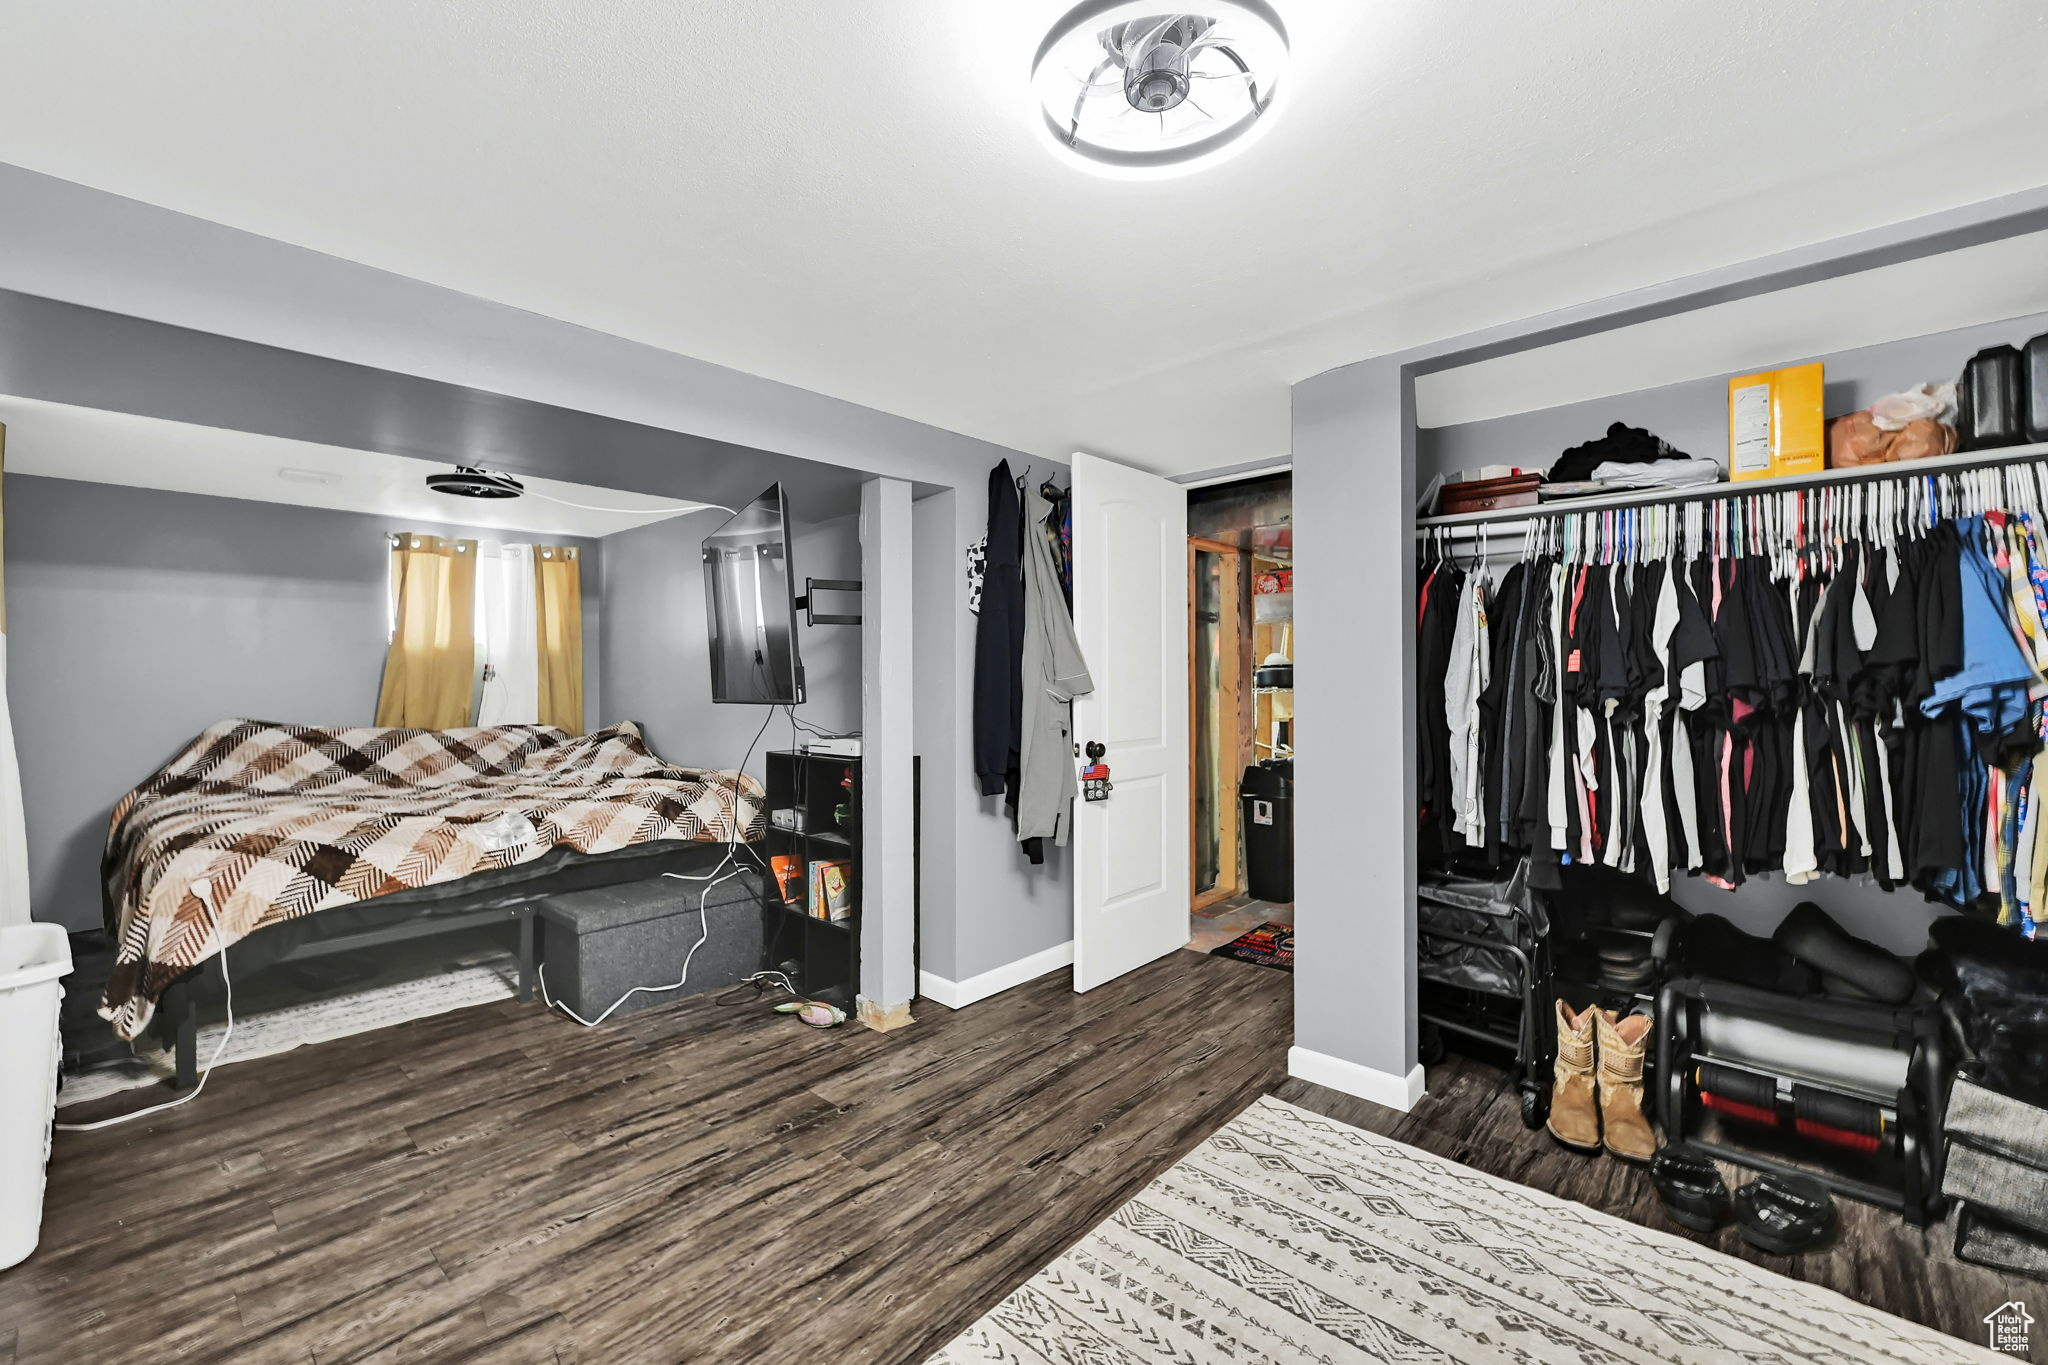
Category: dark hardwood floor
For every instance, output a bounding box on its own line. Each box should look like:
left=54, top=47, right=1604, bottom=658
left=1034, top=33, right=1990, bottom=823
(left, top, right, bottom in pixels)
left=5, top=950, right=2028, bottom=1363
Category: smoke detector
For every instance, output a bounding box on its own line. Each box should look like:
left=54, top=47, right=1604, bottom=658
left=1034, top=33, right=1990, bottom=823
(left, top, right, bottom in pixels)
left=426, top=466, right=524, bottom=499
left=1032, top=2, right=1289, bottom=176
left=276, top=467, right=340, bottom=486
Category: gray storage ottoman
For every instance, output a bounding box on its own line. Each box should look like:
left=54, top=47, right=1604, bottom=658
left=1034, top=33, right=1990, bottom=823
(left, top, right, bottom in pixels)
left=536, top=870, right=765, bottom=1021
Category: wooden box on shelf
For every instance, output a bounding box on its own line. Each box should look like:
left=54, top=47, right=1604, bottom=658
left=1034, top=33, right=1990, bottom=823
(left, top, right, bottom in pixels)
left=1438, top=473, right=1543, bottom=515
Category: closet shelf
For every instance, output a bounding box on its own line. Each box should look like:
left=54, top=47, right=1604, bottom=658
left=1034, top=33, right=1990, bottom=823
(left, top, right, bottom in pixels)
left=1416, top=439, right=2048, bottom=533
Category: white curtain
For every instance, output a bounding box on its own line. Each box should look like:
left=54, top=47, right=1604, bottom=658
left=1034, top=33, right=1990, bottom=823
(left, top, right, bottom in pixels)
left=0, top=423, right=25, bottom=927
left=474, top=541, right=540, bottom=726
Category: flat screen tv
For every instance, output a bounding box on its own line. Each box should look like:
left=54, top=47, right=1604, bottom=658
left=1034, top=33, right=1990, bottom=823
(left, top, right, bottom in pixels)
left=703, top=483, right=805, bottom=705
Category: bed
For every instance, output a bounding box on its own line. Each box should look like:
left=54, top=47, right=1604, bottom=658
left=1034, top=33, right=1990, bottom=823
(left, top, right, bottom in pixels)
left=100, top=718, right=767, bottom=1062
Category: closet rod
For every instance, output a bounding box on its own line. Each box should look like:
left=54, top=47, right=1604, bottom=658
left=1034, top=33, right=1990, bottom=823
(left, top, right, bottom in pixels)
left=1415, top=438, right=2048, bottom=539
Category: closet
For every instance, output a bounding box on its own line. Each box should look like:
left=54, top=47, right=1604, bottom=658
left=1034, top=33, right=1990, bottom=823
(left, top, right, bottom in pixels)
left=1417, top=427, right=2048, bottom=1219
left=1421, top=458, right=2048, bottom=917
left=1416, top=434, right=2048, bottom=1218
left=1430, top=440, right=2048, bottom=855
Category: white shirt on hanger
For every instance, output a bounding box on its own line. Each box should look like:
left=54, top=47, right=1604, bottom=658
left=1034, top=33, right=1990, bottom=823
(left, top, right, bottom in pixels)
left=1783, top=581, right=1822, bottom=886
left=1546, top=560, right=1570, bottom=851
left=1641, top=560, right=1680, bottom=893
left=1445, top=573, right=1490, bottom=846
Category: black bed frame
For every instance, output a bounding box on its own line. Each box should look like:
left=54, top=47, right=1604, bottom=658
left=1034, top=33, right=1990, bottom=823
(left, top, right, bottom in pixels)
left=153, top=903, right=540, bottom=1090
left=148, top=840, right=749, bottom=1090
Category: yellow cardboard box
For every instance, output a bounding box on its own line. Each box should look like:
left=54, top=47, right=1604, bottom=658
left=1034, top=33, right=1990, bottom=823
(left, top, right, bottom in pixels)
left=1727, top=362, right=1825, bottom=481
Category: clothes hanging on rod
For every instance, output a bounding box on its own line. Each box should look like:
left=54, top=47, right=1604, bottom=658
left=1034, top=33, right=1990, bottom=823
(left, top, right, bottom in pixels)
left=972, top=460, right=1088, bottom=866
left=1417, top=461, right=2048, bottom=936
left=1042, top=481, right=1073, bottom=605
left=1416, top=553, right=1463, bottom=862
left=1016, top=483, right=1093, bottom=858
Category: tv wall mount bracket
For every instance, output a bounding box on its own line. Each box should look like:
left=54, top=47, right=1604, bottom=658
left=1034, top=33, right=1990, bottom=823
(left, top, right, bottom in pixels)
left=796, top=578, right=862, bottom=627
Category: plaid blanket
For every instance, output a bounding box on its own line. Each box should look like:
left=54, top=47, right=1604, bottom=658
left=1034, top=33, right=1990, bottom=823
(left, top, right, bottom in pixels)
left=101, top=719, right=765, bottom=1039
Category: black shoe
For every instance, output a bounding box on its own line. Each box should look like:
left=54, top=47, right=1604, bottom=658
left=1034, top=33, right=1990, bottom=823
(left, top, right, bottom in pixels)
left=1649, top=1145, right=1731, bottom=1233
left=1733, top=1172, right=1838, bottom=1254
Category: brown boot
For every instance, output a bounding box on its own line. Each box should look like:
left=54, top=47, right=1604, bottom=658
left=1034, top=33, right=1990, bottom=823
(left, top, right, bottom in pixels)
left=1546, top=999, right=1601, bottom=1151
left=1595, top=1008, right=1657, bottom=1162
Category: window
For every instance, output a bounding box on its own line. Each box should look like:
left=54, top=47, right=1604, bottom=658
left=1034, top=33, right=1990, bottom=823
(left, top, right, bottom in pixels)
left=474, top=541, right=540, bottom=724
left=381, top=531, right=582, bottom=732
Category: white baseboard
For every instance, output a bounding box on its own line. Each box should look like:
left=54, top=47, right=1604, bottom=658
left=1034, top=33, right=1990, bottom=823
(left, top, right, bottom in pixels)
left=1288, top=1046, right=1425, bottom=1112
left=919, top=940, right=1074, bottom=1010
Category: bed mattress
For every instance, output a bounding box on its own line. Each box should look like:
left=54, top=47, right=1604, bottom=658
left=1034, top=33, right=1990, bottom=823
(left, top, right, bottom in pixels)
left=100, top=718, right=764, bottom=1038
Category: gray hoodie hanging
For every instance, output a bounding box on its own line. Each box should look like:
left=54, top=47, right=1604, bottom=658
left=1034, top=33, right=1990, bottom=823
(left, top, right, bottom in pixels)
left=1015, top=485, right=1094, bottom=851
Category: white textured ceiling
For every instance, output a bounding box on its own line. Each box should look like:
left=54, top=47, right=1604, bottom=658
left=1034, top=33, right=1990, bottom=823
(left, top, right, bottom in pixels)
left=0, top=397, right=706, bottom=538
left=1, top=1, right=2046, bottom=475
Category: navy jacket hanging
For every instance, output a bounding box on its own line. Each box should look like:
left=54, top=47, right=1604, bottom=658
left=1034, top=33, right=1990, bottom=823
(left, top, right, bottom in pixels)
left=973, top=461, right=1027, bottom=800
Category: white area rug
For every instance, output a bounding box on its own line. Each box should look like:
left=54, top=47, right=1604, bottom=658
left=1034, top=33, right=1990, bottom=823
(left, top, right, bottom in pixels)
left=931, top=1096, right=1995, bottom=1364
left=56, top=954, right=517, bottom=1107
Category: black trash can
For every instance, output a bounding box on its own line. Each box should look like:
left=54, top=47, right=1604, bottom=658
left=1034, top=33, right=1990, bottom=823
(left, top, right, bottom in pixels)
left=1239, top=759, right=1294, bottom=903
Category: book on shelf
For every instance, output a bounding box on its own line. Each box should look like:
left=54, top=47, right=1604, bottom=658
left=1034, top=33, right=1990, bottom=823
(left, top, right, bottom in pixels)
left=769, top=854, right=802, bottom=906
left=808, top=860, right=854, bottom=923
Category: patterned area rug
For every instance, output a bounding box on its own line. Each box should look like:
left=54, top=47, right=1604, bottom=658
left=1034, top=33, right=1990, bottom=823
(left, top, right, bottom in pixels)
left=1207, top=921, right=1293, bottom=971
left=930, top=1097, right=1993, bottom=1364
left=56, top=952, right=518, bottom=1108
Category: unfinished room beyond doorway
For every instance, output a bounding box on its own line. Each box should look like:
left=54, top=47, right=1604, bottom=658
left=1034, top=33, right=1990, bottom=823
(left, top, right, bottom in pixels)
left=1186, top=471, right=1293, bottom=969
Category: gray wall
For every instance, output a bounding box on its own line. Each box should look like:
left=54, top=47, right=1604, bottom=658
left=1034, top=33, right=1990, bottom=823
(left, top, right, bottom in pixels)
left=860, top=478, right=916, bottom=1011
left=596, top=506, right=860, bottom=784
left=1292, top=361, right=1416, bottom=1082
left=911, top=480, right=1075, bottom=988
left=8, top=474, right=601, bottom=930
left=912, top=491, right=962, bottom=980
left=603, top=486, right=1078, bottom=996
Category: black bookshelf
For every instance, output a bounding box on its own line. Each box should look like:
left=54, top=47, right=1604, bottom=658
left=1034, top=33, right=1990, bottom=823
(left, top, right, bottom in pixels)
left=761, top=750, right=860, bottom=1007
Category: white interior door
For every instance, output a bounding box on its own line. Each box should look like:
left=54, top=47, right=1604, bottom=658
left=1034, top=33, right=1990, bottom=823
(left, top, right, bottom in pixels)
left=1070, top=451, right=1189, bottom=992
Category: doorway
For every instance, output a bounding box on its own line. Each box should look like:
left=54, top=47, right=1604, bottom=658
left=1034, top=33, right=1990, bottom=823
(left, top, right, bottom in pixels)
left=1185, top=473, right=1293, bottom=963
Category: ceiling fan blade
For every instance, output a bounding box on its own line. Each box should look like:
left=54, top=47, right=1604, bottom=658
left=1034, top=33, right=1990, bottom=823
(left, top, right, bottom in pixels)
left=1068, top=54, right=1118, bottom=139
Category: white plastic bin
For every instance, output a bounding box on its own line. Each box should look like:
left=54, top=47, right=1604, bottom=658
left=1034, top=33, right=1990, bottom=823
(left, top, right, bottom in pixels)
left=0, top=923, right=70, bottom=1271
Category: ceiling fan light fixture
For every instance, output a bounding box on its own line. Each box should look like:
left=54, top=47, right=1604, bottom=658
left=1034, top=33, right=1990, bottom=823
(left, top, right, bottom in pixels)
left=1031, top=0, right=1290, bottom=177
left=425, top=466, right=525, bottom=499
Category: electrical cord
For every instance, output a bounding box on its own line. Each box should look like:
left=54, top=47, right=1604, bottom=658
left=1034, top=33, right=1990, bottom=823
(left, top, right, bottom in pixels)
left=537, top=861, right=747, bottom=1027
left=521, top=486, right=735, bottom=519
left=714, top=971, right=801, bottom=1008
left=783, top=705, right=858, bottom=741
left=56, top=879, right=235, bottom=1132
left=538, top=702, right=777, bottom=1028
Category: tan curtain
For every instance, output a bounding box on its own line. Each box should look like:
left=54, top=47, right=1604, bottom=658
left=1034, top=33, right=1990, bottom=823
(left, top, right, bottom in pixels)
left=375, top=532, right=478, bottom=729
left=533, top=543, right=584, bottom=734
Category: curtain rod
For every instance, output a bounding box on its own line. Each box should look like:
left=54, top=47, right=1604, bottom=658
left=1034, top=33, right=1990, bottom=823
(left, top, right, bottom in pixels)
left=1415, top=440, right=2048, bottom=539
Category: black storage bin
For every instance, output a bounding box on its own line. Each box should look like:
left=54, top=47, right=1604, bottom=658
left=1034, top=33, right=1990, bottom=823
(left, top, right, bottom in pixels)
left=1239, top=760, right=1294, bottom=903
left=1960, top=344, right=2025, bottom=451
